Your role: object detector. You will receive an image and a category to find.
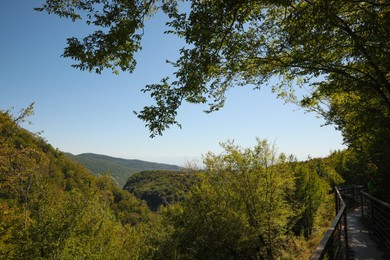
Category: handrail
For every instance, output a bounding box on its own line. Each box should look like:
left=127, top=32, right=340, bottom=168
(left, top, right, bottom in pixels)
left=310, top=185, right=390, bottom=259
left=362, top=191, right=390, bottom=209
left=310, top=186, right=349, bottom=259
left=339, top=185, right=363, bottom=209
left=361, top=191, right=390, bottom=250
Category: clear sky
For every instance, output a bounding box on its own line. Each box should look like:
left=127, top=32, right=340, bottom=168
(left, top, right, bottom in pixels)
left=0, top=0, right=345, bottom=166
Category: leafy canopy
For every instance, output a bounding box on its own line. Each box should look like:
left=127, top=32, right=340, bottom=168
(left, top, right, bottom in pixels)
left=161, top=139, right=339, bottom=259
left=164, top=139, right=295, bottom=259
left=36, top=0, right=390, bottom=137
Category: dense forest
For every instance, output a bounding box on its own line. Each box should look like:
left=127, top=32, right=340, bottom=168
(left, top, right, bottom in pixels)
left=1, top=106, right=359, bottom=259
left=124, top=170, right=198, bottom=211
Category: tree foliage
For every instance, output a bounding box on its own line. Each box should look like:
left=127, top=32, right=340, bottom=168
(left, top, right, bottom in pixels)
left=1, top=107, right=343, bottom=258
left=123, top=170, right=198, bottom=211
left=35, top=0, right=390, bottom=135
left=0, top=107, right=152, bottom=258
left=35, top=0, right=390, bottom=199
left=289, top=158, right=343, bottom=238
left=161, top=140, right=334, bottom=259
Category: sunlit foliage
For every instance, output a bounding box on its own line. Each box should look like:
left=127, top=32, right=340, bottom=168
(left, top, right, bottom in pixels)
left=0, top=106, right=151, bottom=258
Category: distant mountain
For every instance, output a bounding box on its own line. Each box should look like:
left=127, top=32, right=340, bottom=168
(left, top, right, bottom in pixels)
left=66, top=153, right=182, bottom=188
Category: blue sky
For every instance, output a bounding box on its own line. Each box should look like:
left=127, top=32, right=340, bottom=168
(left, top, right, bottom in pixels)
left=0, top=1, right=345, bottom=165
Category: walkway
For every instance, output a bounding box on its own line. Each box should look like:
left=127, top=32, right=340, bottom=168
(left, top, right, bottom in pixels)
left=347, top=207, right=388, bottom=259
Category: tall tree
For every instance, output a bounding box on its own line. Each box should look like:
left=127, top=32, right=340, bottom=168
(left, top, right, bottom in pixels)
left=164, top=140, right=294, bottom=259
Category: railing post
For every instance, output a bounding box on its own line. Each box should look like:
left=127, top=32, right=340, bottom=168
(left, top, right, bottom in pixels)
left=361, top=191, right=364, bottom=217
left=329, top=231, right=334, bottom=260
left=344, top=210, right=349, bottom=259
left=371, top=199, right=374, bottom=225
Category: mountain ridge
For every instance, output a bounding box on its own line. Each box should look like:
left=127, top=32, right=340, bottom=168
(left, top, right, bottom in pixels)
left=66, top=152, right=182, bottom=187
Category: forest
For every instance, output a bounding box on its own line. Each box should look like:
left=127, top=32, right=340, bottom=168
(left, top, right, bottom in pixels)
left=0, top=106, right=358, bottom=259
left=2, top=0, right=389, bottom=258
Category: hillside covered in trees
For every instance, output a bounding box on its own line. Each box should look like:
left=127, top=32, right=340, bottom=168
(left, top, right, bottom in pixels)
left=0, top=107, right=155, bottom=258
left=66, top=153, right=181, bottom=188
left=124, top=170, right=198, bottom=211
left=1, top=106, right=355, bottom=259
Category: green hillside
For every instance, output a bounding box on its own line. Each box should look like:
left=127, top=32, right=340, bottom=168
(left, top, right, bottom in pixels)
left=0, top=107, right=154, bottom=259
left=66, top=153, right=181, bottom=187
left=124, top=170, right=198, bottom=211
